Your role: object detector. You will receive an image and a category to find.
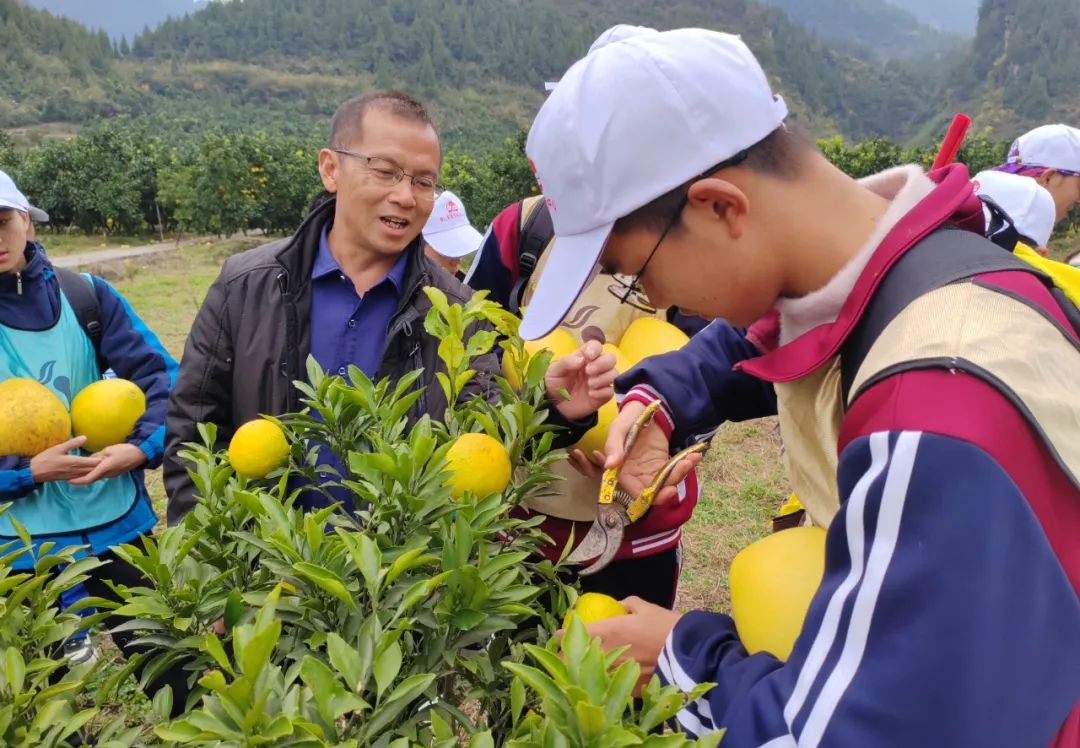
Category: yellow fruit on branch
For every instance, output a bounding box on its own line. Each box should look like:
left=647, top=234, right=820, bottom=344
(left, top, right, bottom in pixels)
left=0, top=378, right=71, bottom=457
left=562, top=592, right=627, bottom=630
left=443, top=432, right=512, bottom=499
left=503, top=327, right=578, bottom=390
left=729, top=526, right=826, bottom=661
left=71, top=378, right=146, bottom=453
left=618, top=318, right=689, bottom=367
left=228, top=418, right=290, bottom=479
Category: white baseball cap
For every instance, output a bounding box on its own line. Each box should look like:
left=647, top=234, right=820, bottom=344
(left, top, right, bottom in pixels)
left=520, top=26, right=788, bottom=340
left=0, top=169, right=29, bottom=214
left=973, top=170, right=1056, bottom=248
left=421, top=190, right=483, bottom=259
left=1003, top=124, right=1080, bottom=176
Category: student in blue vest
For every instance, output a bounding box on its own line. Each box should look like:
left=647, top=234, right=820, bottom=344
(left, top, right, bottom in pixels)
left=0, top=169, right=188, bottom=714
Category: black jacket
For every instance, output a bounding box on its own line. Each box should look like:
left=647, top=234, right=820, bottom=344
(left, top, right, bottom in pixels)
left=165, top=198, right=551, bottom=524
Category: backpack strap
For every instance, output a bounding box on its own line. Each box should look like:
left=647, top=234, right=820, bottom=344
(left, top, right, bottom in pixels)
left=840, top=227, right=1045, bottom=407
left=508, top=197, right=555, bottom=315
left=55, top=267, right=107, bottom=373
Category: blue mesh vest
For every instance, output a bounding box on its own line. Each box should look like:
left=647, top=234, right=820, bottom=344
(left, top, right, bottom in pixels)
left=0, top=281, right=138, bottom=537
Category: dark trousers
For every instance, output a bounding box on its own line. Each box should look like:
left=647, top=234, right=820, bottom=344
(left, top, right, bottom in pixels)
left=54, top=548, right=192, bottom=718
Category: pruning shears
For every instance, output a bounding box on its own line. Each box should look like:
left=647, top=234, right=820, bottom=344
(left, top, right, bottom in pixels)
left=566, top=401, right=709, bottom=576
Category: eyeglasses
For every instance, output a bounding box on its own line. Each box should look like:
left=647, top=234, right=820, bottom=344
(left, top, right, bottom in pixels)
left=611, top=149, right=750, bottom=309
left=610, top=196, right=686, bottom=309
left=332, top=148, right=444, bottom=201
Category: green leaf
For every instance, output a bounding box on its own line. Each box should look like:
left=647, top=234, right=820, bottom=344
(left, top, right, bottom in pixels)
left=354, top=534, right=382, bottom=596
left=4, top=647, right=25, bottom=694
left=424, top=286, right=450, bottom=317
left=326, top=632, right=363, bottom=692
left=574, top=701, right=608, bottom=737
left=510, top=674, right=526, bottom=724
left=469, top=731, right=495, bottom=748
left=373, top=639, right=402, bottom=698
left=503, top=662, right=570, bottom=716
left=203, top=632, right=235, bottom=676
left=293, top=561, right=357, bottom=609
left=223, top=588, right=245, bottom=629
left=451, top=609, right=487, bottom=631
left=237, top=618, right=281, bottom=680
left=362, top=673, right=436, bottom=738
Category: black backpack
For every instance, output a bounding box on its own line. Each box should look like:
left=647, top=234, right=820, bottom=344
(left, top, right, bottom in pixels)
left=508, top=197, right=554, bottom=316
left=54, top=267, right=107, bottom=373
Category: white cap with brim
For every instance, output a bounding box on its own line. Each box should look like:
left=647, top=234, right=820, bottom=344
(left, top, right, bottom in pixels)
left=0, top=169, right=29, bottom=214
left=422, top=190, right=484, bottom=259
left=973, top=170, right=1056, bottom=248
left=1006, top=124, right=1080, bottom=174
left=520, top=26, right=788, bottom=340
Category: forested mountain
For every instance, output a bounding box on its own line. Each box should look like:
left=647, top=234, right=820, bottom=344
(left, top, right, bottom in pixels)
left=23, top=0, right=209, bottom=42
left=882, top=0, right=980, bottom=34
left=0, top=0, right=116, bottom=124
left=935, top=0, right=1080, bottom=137
left=756, top=0, right=962, bottom=60
left=2, top=0, right=1078, bottom=153
left=128, top=0, right=936, bottom=141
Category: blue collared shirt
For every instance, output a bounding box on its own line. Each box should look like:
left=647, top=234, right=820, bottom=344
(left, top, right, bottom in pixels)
left=309, top=227, right=408, bottom=378
left=301, top=228, right=408, bottom=513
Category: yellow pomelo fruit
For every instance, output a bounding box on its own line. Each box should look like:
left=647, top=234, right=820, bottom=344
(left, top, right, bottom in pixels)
left=503, top=327, right=579, bottom=390
left=601, top=343, right=634, bottom=374
left=573, top=398, right=617, bottom=465
left=228, top=418, right=290, bottom=479
left=729, top=526, right=827, bottom=661
left=618, top=318, right=690, bottom=366
left=0, top=378, right=71, bottom=457
left=70, top=378, right=146, bottom=453
left=562, top=592, right=627, bottom=630
left=443, top=432, right=512, bottom=499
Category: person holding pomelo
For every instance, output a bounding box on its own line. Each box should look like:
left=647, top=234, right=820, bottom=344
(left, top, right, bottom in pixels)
left=519, top=25, right=1080, bottom=747
left=0, top=168, right=186, bottom=711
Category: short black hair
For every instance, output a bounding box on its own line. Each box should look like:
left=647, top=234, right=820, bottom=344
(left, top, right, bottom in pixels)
left=328, top=91, right=437, bottom=150
left=614, top=124, right=811, bottom=234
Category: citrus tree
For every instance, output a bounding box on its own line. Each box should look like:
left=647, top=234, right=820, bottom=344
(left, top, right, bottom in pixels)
left=70, top=289, right=719, bottom=745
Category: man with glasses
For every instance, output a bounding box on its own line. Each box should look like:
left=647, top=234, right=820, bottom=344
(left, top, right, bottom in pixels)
left=165, top=91, right=615, bottom=521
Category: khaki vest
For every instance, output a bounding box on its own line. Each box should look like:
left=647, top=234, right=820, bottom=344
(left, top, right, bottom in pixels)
left=776, top=282, right=1080, bottom=528
left=517, top=196, right=668, bottom=521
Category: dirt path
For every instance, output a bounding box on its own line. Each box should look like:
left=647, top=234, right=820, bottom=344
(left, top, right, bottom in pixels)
left=50, top=237, right=204, bottom=269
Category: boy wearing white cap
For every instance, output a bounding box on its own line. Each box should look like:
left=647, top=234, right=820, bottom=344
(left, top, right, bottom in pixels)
left=421, top=190, right=483, bottom=278
left=973, top=169, right=1057, bottom=251
left=525, top=26, right=1080, bottom=745
left=994, top=123, right=1080, bottom=223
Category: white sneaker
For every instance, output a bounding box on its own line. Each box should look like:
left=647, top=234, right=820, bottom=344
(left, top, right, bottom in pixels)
left=63, top=638, right=98, bottom=667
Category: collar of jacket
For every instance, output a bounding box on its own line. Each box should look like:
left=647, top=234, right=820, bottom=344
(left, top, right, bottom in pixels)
left=272, top=196, right=436, bottom=334
left=737, top=163, right=987, bottom=383
left=0, top=243, right=49, bottom=295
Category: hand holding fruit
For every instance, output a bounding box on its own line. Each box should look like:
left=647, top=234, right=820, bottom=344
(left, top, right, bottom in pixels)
left=29, top=436, right=101, bottom=483
left=565, top=594, right=682, bottom=695
left=544, top=339, right=618, bottom=421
